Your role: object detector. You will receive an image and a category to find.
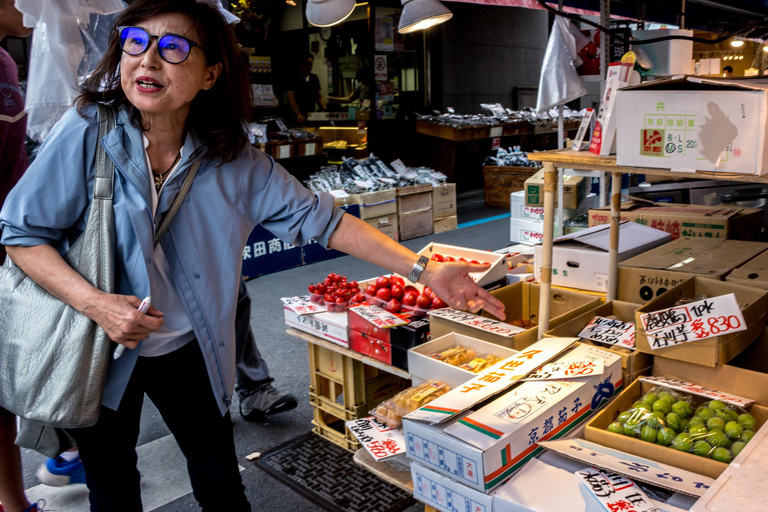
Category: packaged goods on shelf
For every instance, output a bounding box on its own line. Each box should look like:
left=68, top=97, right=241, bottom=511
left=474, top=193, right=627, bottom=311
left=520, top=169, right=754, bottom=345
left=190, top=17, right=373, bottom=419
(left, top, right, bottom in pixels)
left=634, top=276, right=768, bottom=367
left=588, top=202, right=764, bottom=241
left=621, top=238, right=768, bottom=281
left=533, top=223, right=672, bottom=292
left=483, top=146, right=541, bottom=168
left=524, top=169, right=589, bottom=209
left=616, top=77, right=768, bottom=175
left=403, top=339, right=622, bottom=493
left=586, top=357, right=768, bottom=480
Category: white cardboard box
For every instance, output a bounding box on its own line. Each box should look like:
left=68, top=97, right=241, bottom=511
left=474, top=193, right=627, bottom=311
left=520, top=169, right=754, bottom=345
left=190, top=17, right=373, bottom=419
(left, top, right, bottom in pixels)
left=407, top=332, right=518, bottom=389
left=509, top=218, right=545, bottom=245
left=632, top=29, right=693, bottom=76
left=616, top=76, right=768, bottom=174
left=533, top=222, right=672, bottom=292
left=411, top=462, right=494, bottom=512
left=417, top=242, right=507, bottom=287
left=510, top=191, right=597, bottom=223
left=283, top=308, right=348, bottom=347
left=403, top=342, right=622, bottom=493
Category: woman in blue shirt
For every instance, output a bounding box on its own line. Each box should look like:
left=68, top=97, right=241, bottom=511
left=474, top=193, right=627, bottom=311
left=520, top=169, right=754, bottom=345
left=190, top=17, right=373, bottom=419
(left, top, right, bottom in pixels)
left=0, top=1, right=504, bottom=510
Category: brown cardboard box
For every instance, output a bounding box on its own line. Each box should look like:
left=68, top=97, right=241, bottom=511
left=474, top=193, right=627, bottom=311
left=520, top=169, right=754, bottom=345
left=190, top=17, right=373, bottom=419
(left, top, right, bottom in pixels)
left=616, top=266, right=694, bottom=304
left=433, top=215, right=457, bottom=234
left=429, top=282, right=601, bottom=349
left=634, top=276, right=768, bottom=366
left=728, top=328, right=768, bottom=374
left=363, top=214, right=398, bottom=241
left=397, top=184, right=433, bottom=214
left=483, top=166, right=540, bottom=209
left=726, top=250, right=768, bottom=290
left=338, top=189, right=397, bottom=220
left=585, top=358, right=768, bottom=479
left=432, top=183, right=457, bottom=219
left=544, top=301, right=652, bottom=385
left=588, top=202, right=764, bottom=241
left=620, top=238, right=768, bottom=280
left=398, top=209, right=432, bottom=241
left=525, top=169, right=588, bottom=209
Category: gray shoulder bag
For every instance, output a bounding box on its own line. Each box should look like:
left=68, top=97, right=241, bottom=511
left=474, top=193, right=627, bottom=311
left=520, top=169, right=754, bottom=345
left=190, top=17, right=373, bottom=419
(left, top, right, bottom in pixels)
left=0, top=104, right=202, bottom=435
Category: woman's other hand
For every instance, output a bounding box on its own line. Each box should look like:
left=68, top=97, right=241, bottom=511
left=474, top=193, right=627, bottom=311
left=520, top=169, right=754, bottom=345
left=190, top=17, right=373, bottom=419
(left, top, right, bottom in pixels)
left=84, top=293, right=164, bottom=349
left=423, top=261, right=506, bottom=320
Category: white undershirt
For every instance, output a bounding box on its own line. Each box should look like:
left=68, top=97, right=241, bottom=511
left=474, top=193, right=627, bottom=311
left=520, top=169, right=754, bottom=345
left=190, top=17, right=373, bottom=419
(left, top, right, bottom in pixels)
left=138, top=135, right=195, bottom=357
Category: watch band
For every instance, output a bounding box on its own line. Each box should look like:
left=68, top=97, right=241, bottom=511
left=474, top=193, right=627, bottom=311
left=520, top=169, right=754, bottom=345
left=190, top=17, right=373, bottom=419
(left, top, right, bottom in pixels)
left=407, top=255, right=430, bottom=283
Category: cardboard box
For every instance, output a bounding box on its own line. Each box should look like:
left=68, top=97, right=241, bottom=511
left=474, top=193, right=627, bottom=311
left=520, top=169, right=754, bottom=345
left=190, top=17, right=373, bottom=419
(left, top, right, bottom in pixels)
left=544, top=301, right=652, bottom=384
left=588, top=202, right=764, bottom=241
left=342, top=189, right=397, bottom=220
left=482, top=166, right=540, bottom=209
left=510, top=217, right=544, bottom=245
left=404, top=342, right=622, bottom=492
left=524, top=169, right=589, bottom=209
left=417, top=242, right=507, bottom=288
left=433, top=215, right=458, bottom=234
left=511, top=191, right=597, bottom=223
left=585, top=357, right=768, bottom=479
left=506, top=265, right=536, bottom=285
left=407, top=332, right=518, bottom=389
left=347, top=306, right=430, bottom=370
left=616, top=76, right=768, bottom=175
left=363, top=213, right=398, bottom=241
left=726, top=250, right=768, bottom=289
left=410, top=462, right=494, bottom=512
left=398, top=209, right=433, bottom=241
left=397, top=183, right=433, bottom=214
left=533, top=222, right=672, bottom=292
left=428, top=282, right=601, bottom=349
left=620, top=238, right=768, bottom=281
left=617, top=266, right=694, bottom=304
left=432, top=183, right=457, bottom=219
left=634, top=276, right=768, bottom=366
left=283, top=308, right=348, bottom=347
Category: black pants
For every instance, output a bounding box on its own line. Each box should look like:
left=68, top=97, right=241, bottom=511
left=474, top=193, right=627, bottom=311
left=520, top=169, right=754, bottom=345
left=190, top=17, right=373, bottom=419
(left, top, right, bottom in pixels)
left=69, top=341, right=251, bottom=512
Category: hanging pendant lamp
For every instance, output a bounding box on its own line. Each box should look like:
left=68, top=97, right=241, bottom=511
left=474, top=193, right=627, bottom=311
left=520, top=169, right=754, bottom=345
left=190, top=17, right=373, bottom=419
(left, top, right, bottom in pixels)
left=398, top=0, right=452, bottom=34
left=306, top=0, right=356, bottom=27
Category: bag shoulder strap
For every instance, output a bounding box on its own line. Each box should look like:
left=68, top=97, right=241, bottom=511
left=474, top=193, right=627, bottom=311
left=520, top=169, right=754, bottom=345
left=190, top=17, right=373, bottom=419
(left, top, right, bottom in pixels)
left=153, top=158, right=202, bottom=247
left=94, top=104, right=116, bottom=200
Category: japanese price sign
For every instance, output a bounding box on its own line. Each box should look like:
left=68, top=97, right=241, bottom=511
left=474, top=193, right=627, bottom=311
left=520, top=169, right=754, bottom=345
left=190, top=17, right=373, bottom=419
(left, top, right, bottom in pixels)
left=578, top=316, right=636, bottom=349
left=523, top=360, right=605, bottom=381
left=576, top=468, right=660, bottom=512
left=540, top=438, right=714, bottom=497
left=280, top=296, right=326, bottom=315
left=405, top=338, right=577, bottom=425
left=349, top=304, right=407, bottom=329
left=639, top=294, right=746, bottom=349
left=428, top=308, right=525, bottom=338
left=640, top=376, right=754, bottom=408
left=345, top=417, right=405, bottom=460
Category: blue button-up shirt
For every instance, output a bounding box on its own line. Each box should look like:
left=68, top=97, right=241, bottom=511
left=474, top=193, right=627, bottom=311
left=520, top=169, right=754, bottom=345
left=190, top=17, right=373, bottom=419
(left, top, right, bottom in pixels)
left=0, top=105, right=344, bottom=415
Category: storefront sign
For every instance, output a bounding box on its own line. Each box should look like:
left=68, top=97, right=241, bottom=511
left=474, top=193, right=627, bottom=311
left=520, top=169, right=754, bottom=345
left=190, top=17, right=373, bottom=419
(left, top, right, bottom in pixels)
left=578, top=316, right=636, bottom=349
left=639, top=293, right=746, bottom=349
left=374, top=55, right=387, bottom=81
left=346, top=417, right=405, bottom=460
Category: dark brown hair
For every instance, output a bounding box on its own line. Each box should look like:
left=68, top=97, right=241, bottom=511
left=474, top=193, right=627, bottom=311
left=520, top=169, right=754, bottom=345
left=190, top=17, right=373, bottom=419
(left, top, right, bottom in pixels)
left=76, top=0, right=252, bottom=165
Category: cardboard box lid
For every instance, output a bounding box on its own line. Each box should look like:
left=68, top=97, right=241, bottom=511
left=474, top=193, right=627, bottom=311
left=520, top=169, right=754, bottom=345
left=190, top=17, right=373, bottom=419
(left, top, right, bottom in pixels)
left=620, top=238, right=768, bottom=278
left=620, top=75, right=768, bottom=93
left=726, top=249, right=768, bottom=286
left=553, top=222, right=670, bottom=254
left=524, top=169, right=586, bottom=186
left=589, top=202, right=761, bottom=222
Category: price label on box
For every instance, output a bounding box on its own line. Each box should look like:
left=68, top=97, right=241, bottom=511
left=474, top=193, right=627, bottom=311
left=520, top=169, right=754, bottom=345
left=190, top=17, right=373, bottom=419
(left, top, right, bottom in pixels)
left=349, top=304, right=407, bottom=328
left=575, top=469, right=660, bottom=512
left=305, top=143, right=316, bottom=156
left=523, top=360, right=605, bottom=381
left=490, top=126, right=503, bottom=137
left=278, top=144, right=291, bottom=159
left=639, top=293, right=746, bottom=349
left=428, top=308, right=525, bottom=338
left=578, top=316, right=636, bottom=349
left=280, top=295, right=327, bottom=315
left=345, top=417, right=405, bottom=460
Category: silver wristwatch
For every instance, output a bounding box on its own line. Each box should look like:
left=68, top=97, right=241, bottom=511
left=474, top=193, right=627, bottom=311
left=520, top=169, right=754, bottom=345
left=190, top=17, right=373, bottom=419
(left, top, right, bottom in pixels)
left=407, top=255, right=430, bottom=283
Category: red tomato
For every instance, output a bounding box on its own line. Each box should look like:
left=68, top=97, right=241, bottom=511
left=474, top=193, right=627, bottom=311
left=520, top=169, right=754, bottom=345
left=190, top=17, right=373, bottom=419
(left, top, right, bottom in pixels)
left=376, top=287, right=392, bottom=301
left=324, top=277, right=333, bottom=285
left=349, top=281, right=358, bottom=289
left=324, top=293, right=334, bottom=303
left=385, top=298, right=402, bottom=313
left=351, top=293, right=365, bottom=304
left=391, top=284, right=404, bottom=299
left=470, top=260, right=481, bottom=265
left=416, top=293, right=432, bottom=309
left=431, top=254, right=444, bottom=262
left=404, top=285, right=419, bottom=295
left=443, top=256, right=455, bottom=263
left=402, top=291, right=418, bottom=306
left=327, top=273, right=336, bottom=280
left=459, top=258, right=468, bottom=263
left=376, top=276, right=391, bottom=289
left=390, top=275, right=405, bottom=287
left=365, top=284, right=377, bottom=296
left=316, top=284, right=326, bottom=293
left=308, top=284, right=316, bottom=293
left=432, top=296, right=448, bottom=309
left=423, top=286, right=435, bottom=298
left=335, top=296, right=346, bottom=304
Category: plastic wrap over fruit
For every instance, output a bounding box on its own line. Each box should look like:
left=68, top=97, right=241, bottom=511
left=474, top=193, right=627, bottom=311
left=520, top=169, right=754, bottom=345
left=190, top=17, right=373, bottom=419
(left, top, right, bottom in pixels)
left=371, top=381, right=450, bottom=428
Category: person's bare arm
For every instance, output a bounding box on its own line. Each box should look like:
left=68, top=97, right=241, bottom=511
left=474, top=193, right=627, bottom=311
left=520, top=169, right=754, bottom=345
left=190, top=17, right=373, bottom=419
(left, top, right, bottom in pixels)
left=5, top=245, right=163, bottom=348
left=286, top=91, right=305, bottom=123
left=327, top=214, right=505, bottom=319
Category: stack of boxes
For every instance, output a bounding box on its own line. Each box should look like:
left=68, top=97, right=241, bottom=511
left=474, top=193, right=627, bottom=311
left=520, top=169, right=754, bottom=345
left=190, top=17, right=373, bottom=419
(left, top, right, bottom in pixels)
left=397, top=184, right=434, bottom=241
left=347, top=189, right=399, bottom=241
left=432, top=183, right=458, bottom=234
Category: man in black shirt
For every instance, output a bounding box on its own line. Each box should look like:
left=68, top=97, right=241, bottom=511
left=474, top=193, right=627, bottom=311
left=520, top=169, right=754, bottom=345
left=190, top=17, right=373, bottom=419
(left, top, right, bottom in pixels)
left=287, top=53, right=326, bottom=125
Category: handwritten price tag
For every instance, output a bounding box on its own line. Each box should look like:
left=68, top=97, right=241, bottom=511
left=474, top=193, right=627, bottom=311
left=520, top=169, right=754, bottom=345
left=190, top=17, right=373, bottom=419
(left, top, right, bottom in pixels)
left=639, top=294, right=746, bottom=350
left=575, top=468, right=661, bottom=512
left=523, top=360, right=605, bottom=381
left=345, top=417, right=405, bottom=460
left=428, top=308, right=525, bottom=338
left=350, top=304, right=407, bottom=328
left=280, top=295, right=326, bottom=315
left=578, top=316, right=636, bottom=349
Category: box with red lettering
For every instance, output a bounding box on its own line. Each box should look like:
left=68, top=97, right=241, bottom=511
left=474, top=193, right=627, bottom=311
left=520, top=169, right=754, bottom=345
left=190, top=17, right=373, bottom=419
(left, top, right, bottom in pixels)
left=348, top=303, right=431, bottom=370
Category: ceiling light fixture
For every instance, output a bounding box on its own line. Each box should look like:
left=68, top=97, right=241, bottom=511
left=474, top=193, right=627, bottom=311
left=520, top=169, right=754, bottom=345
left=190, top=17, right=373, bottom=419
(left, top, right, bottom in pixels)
left=306, top=0, right=356, bottom=27
left=731, top=39, right=744, bottom=48
left=398, top=0, right=453, bottom=34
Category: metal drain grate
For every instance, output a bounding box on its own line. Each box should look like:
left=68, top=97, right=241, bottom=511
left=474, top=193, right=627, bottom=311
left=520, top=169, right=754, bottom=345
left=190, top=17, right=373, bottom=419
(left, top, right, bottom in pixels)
left=254, top=432, right=415, bottom=512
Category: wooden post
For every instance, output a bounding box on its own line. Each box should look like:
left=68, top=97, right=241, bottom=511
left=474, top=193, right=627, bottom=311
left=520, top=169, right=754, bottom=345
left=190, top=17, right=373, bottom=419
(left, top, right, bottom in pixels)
left=538, top=162, right=558, bottom=339
left=608, top=172, right=622, bottom=301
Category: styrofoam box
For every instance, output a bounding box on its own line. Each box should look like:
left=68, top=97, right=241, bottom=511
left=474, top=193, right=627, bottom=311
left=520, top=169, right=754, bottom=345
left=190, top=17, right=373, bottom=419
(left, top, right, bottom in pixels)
left=408, top=332, right=518, bottom=389
left=417, top=242, right=506, bottom=287
left=283, top=308, right=348, bottom=347
left=510, top=218, right=544, bottom=245
left=510, top=191, right=598, bottom=223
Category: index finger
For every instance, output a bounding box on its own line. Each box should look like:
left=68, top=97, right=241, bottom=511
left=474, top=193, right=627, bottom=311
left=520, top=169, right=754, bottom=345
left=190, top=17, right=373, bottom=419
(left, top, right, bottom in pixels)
left=474, top=287, right=506, bottom=320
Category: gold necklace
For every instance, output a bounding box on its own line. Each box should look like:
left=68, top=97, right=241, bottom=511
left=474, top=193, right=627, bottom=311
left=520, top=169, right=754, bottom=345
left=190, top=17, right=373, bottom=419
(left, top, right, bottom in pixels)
left=153, top=152, right=181, bottom=192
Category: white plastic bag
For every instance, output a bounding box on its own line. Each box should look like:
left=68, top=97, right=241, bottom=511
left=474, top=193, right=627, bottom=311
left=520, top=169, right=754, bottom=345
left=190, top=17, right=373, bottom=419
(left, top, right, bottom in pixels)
left=536, top=17, right=587, bottom=114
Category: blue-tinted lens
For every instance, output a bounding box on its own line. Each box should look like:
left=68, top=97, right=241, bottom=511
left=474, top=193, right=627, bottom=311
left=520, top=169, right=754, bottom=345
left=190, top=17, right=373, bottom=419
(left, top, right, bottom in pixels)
left=119, top=27, right=150, bottom=55
left=158, top=35, right=191, bottom=64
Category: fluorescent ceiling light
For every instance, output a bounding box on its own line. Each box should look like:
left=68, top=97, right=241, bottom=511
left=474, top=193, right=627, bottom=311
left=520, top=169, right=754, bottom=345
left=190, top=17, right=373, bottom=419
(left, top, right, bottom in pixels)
left=398, top=0, right=452, bottom=34
left=731, top=39, right=744, bottom=48
left=306, top=0, right=356, bottom=27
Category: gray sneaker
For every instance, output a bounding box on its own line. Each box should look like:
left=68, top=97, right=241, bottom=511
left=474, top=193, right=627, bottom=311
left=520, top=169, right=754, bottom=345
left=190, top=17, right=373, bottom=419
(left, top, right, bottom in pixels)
left=239, top=385, right=298, bottom=421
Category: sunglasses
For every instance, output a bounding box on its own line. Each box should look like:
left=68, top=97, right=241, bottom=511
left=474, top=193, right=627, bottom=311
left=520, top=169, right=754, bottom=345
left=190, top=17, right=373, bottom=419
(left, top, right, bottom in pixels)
left=116, top=26, right=204, bottom=64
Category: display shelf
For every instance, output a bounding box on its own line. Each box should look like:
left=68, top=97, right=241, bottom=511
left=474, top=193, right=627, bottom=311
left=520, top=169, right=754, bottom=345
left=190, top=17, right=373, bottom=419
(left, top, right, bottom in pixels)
left=286, top=327, right=412, bottom=380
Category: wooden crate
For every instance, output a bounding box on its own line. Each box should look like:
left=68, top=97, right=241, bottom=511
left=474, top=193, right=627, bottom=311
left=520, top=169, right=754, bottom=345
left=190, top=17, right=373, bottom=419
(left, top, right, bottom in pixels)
left=482, top=165, right=541, bottom=209
left=415, top=119, right=474, bottom=141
